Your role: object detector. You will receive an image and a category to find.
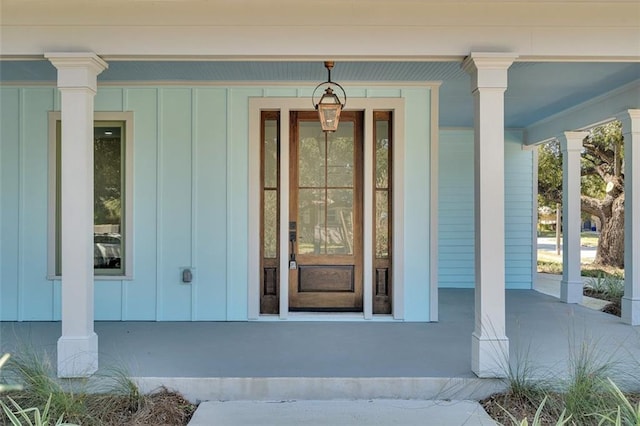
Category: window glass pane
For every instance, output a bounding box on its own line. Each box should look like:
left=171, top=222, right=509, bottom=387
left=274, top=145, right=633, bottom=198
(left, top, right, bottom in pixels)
left=264, top=120, right=278, bottom=188
left=93, top=124, right=123, bottom=272
left=263, top=190, right=278, bottom=258
left=375, top=190, right=389, bottom=258
left=327, top=122, right=354, bottom=188
left=298, top=122, right=325, bottom=187
left=298, top=188, right=325, bottom=254
left=376, top=121, right=390, bottom=189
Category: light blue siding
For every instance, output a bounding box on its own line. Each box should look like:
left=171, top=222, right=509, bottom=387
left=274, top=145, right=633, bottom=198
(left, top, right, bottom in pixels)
left=21, top=89, right=55, bottom=319
left=4, top=82, right=541, bottom=322
left=504, top=130, right=534, bottom=289
left=402, top=88, right=432, bottom=321
left=193, top=88, right=228, bottom=320
left=159, top=88, right=194, bottom=320
left=1, top=88, right=20, bottom=320
left=125, top=88, right=159, bottom=320
left=438, top=129, right=533, bottom=290
left=438, top=130, right=475, bottom=288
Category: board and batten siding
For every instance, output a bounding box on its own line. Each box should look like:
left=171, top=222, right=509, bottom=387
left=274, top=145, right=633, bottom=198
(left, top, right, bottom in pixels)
left=0, top=84, right=436, bottom=321
left=438, top=129, right=534, bottom=289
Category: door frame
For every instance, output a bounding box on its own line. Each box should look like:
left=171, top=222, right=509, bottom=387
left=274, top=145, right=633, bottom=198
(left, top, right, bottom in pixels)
left=248, top=97, right=408, bottom=320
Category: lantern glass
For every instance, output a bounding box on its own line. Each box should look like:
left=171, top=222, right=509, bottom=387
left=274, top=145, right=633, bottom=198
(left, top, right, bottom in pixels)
left=317, top=89, right=342, bottom=132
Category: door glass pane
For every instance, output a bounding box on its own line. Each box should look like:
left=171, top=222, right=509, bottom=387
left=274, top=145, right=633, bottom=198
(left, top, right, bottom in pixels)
left=375, top=190, right=389, bottom=258
left=264, top=120, right=278, bottom=188
left=298, top=122, right=325, bottom=187
left=327, top=123, right=354, bottom=188
left=376, top=121, right=389, bottom=189
left=263, top=190, right=277, bottom=258
left=327, top=189, right=353, bottom=255
left=298, top=188, right=326, bottom=255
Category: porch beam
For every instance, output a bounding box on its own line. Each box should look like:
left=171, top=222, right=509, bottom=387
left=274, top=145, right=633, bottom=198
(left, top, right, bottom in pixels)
left=558, top=132, right=589, bottom=304
left=619, top=109, right=640, bottom=325
left=462, top=52, right=516, bottom=378
left=45, top=52, right=107, bottom=378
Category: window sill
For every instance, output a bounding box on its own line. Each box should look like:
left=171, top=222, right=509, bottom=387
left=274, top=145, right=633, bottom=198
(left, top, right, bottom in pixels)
left=47, top=274, right=133, bottom=281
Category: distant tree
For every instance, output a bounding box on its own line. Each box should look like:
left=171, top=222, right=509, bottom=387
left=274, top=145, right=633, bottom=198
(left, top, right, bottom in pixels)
left=538, top=121, right=624, bottom=268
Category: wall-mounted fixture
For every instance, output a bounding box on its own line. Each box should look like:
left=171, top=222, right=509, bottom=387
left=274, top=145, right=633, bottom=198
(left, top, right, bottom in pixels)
left=182, top=267, right=193, bottom=283
left=312, top=61, right=347, bottom=132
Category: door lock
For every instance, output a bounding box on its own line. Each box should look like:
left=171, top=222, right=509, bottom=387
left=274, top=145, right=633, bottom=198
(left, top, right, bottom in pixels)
left=289, top=221, right=297, bottom=269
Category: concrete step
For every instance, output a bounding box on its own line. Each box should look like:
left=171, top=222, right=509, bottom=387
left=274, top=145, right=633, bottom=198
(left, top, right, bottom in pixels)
left=188, top=399, right=497, bottom=426
left=134, top=376, right=507, bottom=403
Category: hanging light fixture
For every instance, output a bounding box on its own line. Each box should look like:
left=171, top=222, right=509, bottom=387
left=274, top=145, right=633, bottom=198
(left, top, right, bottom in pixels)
left=312, top=61, right=347, bottom=132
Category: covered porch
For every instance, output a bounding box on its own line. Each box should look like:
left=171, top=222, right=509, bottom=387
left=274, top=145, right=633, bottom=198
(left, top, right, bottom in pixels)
left=2, top=287, right=638, bottom=402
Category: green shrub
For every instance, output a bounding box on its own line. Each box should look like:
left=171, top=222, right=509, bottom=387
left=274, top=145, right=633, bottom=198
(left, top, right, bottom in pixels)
left=585, top=272, right=625, bottom=301
left=0, top=394, right=76, bottom=426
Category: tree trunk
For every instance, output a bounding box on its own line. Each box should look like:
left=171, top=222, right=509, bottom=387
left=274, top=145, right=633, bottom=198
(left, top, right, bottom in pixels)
left=594, top=194, right=625, bottom=268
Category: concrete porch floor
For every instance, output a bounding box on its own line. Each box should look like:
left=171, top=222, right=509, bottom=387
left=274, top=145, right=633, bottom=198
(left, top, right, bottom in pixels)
left=1, top=283, right=638, bottom=403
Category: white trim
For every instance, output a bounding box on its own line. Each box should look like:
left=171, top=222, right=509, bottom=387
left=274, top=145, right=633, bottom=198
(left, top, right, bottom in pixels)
left=247, top=102, right=261, bottom=319
left=525, top=144, right=540, bottom=290
left=279, top=108, right=291, bottom=320
left=526, top=80, right=640, bottom=145
left=392, top=100, right=406, bottom=320
left=47, top=111, right=135, bottom=281
left=248, top=97, right=406, bottom=320
left=363, top=109, right=373, bottom=320
left=4, top=54, right=639, bottom=63
left=429, top=85, right=440, bottom=322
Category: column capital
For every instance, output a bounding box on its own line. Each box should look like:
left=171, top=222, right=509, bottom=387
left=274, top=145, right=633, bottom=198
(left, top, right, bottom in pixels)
left=45, top=52, right=108, bottom=91
left=559, top=131, right=589, bottom=152
left=616, top=109, right=640, bottom=135
left=461, top=52, right=518, bottom=91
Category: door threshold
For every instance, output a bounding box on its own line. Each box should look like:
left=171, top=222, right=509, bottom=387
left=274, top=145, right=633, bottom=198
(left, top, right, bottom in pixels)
left=256, top=312, right=399, bottom=322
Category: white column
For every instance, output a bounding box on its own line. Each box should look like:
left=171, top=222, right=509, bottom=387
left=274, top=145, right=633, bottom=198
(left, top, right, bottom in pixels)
left=619, top=110, right=640, bottom=325
left=462, top=53, right=516, bottom=378
left=558, top=132, right=588, bottom=304
left=45, top=53, right=108, bottom=377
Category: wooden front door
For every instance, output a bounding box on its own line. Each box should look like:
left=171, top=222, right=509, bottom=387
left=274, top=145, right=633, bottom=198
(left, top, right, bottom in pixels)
left=289, top=111, right=364, bottom=311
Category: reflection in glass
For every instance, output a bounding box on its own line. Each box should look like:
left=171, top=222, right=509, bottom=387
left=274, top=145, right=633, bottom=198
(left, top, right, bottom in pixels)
left=93, top=124, right=123, bottom=271
left=264, top=120, right=278, bottom=188
left=263, top=190, right=278, bottom=258
left=298, top=188, right=326, bottom=254
left=327, top=123, right=354, bottom=188
left=375, top=190, right=389, bottom=258
left=376, top=121, right=389, bottom=189
left=299, top=122, right=325, bottom=187
left=327, top=189, right=354, bottom=254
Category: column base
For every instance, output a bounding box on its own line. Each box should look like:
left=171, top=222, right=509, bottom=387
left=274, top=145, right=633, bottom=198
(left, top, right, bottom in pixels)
left=471, top=332, right=509, bottom=378
left=57, top=332, right=98, bottom=378
left=621, top=297, right=640, bottom=326
left=560, top=279, right=583, bottom=304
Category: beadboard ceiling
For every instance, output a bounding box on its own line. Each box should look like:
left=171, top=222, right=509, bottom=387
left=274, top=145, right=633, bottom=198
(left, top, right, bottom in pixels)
left=1, top=59, right=638, bottom=128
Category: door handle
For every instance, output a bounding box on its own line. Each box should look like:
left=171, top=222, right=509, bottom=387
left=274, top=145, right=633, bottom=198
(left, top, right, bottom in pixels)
left=289, top=221, right=297, bottom=269
left=289, top=221, right=297, bottom=242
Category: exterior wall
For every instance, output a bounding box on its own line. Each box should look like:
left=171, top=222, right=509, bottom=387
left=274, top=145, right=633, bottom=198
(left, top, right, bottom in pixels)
left=438, top=129, right=533, bottom=289
left=0, top=84, right=435, bottom=321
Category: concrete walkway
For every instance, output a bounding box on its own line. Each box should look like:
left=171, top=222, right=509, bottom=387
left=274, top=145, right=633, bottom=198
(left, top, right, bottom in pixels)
left=189, top=400, right=497, bottom=426
left=535, top=272, right=610, bottom=310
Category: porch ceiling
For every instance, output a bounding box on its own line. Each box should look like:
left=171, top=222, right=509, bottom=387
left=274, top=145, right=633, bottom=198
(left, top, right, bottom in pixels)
left=1, top=59, right=638, bottom=128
